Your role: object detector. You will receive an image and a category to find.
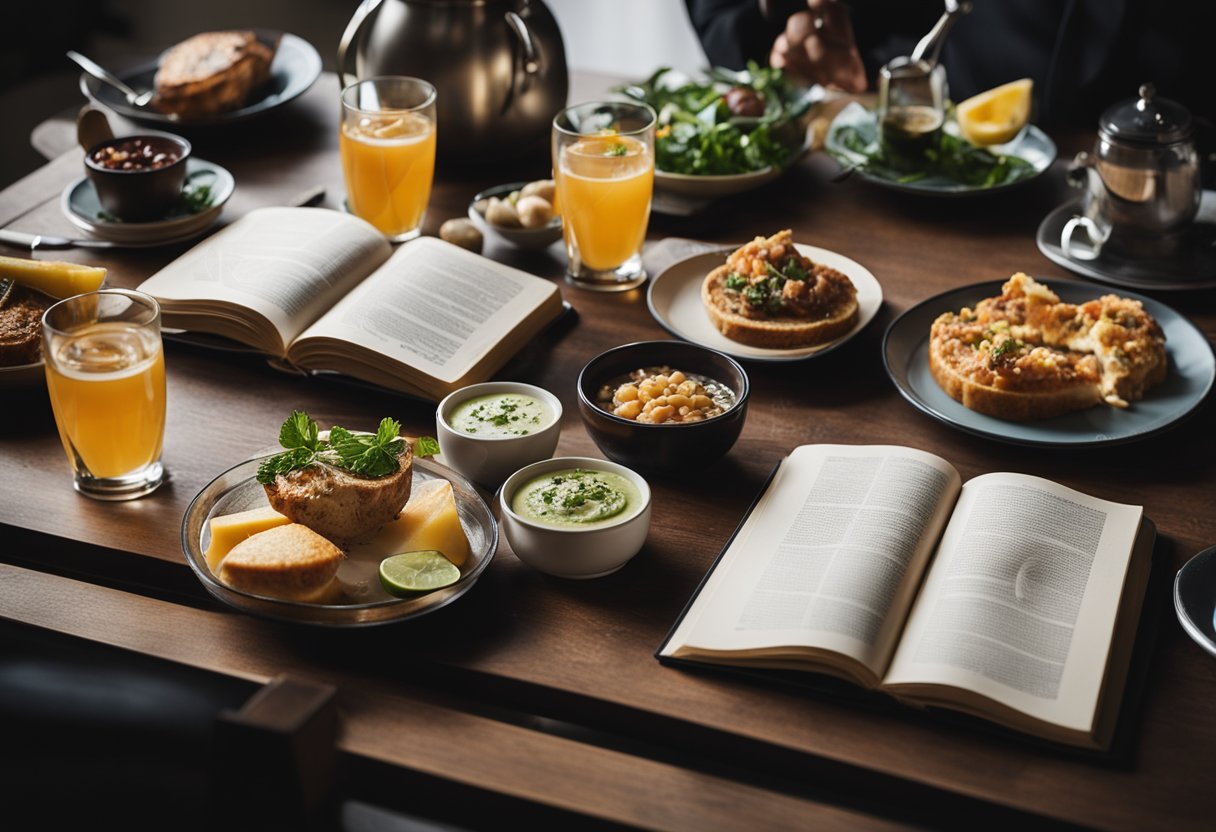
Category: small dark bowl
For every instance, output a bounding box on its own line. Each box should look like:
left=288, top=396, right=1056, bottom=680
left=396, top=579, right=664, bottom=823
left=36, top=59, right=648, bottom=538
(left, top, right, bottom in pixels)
left=84, top=133, right=191, bottom=222
left=577, top=340, right=750, bottom=473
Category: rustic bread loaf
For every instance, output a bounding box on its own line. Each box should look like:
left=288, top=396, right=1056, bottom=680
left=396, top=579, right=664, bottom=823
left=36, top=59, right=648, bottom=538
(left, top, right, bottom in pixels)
left=263, top=443, right=414, bottom=545
left=154, top=31, right=276, bottom=118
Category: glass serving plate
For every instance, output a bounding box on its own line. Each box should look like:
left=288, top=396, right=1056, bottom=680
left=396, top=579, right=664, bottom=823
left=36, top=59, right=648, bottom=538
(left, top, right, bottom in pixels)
left=181, top=455, right=498, bottom=627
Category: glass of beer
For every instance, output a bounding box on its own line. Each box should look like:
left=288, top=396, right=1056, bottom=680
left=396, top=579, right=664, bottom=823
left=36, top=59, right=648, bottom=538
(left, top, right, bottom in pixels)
left=553, top=101, right=656, bottom=292
left=42, top=289, right=166, bottom=500
left=340, top=76, right=437, bottom=242
left=877, top=57, right=946, bottom=171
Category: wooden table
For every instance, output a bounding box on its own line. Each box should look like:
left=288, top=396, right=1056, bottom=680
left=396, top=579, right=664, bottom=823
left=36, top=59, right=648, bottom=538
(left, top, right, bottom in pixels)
left=2, top=72, right=1214, bottom=831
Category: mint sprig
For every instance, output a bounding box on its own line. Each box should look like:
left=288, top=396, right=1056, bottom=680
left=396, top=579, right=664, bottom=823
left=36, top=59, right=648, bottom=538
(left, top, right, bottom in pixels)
left=256, top=411, right=437, bottom=484
left=329, top=419, right=405, bottom=478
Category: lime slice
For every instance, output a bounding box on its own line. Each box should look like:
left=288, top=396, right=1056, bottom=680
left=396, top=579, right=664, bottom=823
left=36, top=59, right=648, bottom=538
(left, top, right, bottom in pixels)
left=379, top=550, right=461, bottom=596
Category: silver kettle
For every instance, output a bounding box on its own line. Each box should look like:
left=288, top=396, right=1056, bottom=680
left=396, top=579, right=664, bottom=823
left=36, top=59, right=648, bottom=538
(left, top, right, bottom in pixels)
left=338, top=0, right=568, bottom=162
left=1064, top=84, right=1201, bottom=259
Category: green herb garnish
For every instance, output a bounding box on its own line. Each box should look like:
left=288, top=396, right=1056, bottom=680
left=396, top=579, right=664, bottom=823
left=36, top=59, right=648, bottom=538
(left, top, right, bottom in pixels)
left=604, top=143, right=629, bottom=157
left=256, top=411, right=432, bottom=484
left=724, top=272, right=748, bottom=291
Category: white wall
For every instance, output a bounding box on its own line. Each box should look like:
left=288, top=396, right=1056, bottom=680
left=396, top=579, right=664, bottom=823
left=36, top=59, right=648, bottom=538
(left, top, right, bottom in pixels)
left=546, top=0, right=708, bottom=76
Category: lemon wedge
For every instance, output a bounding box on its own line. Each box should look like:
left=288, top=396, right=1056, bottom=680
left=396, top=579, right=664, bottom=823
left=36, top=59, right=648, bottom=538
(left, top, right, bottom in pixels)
left=956, top=79, right=1033, bottom=146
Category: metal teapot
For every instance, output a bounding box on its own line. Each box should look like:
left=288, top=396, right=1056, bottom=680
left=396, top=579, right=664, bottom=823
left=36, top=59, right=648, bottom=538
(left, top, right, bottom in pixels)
left=338, top=0, right=568, bottom=162
left=1064, top=83, right=1201, bottom=259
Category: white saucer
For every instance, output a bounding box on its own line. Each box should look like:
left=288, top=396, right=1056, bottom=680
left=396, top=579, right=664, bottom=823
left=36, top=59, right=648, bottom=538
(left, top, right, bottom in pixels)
left=61, top=158, right=234, bottom=244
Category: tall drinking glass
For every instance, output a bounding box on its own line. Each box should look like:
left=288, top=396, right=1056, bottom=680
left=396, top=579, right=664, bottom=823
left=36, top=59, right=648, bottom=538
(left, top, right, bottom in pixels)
left=553, top=101, right=656, bottom=291
left=43, top=289, right=166, bottom=500
left=340, top=76, right=437, bottom=242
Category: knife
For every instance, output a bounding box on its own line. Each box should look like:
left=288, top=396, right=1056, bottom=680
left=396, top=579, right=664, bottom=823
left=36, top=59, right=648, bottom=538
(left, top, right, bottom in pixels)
left=0, top=186, right=328, bottom=252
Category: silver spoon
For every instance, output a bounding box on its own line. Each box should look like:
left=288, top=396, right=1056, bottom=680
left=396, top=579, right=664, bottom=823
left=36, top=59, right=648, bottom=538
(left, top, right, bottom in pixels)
left=67, top=50, right=155, bottom=108
left=910, top=0, right=973, bottom=69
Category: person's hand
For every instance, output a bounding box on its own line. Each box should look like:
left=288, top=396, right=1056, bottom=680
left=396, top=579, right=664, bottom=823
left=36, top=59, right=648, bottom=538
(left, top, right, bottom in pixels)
left=770, top=0, right=866, bottom=92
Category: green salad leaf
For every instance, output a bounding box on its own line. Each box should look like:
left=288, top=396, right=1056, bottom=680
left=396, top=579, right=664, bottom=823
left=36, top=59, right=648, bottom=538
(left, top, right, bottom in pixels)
left=827, top=102, right=1035, bottom=188
left=615, top=63, right=815, bottom=176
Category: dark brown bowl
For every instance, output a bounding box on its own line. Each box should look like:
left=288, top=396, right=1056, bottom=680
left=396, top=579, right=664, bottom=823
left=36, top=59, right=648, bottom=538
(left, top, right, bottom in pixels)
left=84, top=133, right=191, bottom=222
left=577, top=340, right=750, bottom=473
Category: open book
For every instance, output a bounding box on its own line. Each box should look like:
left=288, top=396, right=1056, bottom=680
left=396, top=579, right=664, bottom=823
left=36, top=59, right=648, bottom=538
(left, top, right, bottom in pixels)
left=137, top=207, right=565, bottom=400
left=659, top=445, right=1155, bottom=750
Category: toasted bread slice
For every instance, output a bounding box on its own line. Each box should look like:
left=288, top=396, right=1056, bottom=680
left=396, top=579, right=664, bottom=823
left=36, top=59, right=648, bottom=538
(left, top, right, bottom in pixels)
left=154, top=31, right=276, bottom=118
left=0, top=286, right=52, bottom=366
left=928, top=274, right=1168, bottom=421
left=217, top=523, right=344, bottom=602
left=264, top=444, right=413, bottom=546
left=929, top=313, right=1104, bottom=421
left=702, top=263, right=858, bottom=349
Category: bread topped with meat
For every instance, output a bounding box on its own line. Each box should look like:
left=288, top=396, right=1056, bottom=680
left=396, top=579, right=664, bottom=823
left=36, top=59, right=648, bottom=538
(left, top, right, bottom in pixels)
left=702, top=230, right=858, bottom=349
left=263, top=441, right=414, bottom=546
left=154, top=31, right=277, bottom=118
left=929, top=273, right=1167, bottom=421
left=0, top=286, right=52, bottom=367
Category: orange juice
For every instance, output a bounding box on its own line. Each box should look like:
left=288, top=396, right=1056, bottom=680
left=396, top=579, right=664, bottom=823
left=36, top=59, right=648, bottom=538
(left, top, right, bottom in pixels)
left=341, top=111, right=436, bottom=239
left=45, top=322, right=166, bottom=479
left=556, top=134, right=653, bottom=271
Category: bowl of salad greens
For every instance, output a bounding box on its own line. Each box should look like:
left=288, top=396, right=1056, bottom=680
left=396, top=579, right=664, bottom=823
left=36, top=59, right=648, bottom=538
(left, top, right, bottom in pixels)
left=616, top=63, right=820, bottom=197
left=823, top=101, right=1056, bottom=196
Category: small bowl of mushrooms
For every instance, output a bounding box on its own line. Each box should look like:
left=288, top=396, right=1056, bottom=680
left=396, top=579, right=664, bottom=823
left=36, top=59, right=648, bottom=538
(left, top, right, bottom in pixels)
left=468, top=179, right=563, bottom=251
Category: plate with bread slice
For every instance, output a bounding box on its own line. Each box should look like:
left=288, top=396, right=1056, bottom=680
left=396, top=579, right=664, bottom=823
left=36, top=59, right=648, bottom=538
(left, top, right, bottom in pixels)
left=79, top=30, right=321, bottom=127
left=182, top=412, right=498, bottom=627
left=647, top=230, right=883, bottom=362
left=883, top=276, right=1215, bottom=447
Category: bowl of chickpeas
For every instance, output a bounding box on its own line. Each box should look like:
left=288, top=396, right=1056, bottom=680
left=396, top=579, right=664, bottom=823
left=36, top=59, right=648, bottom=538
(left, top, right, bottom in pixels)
left=577, top=340, right=749, bottom=472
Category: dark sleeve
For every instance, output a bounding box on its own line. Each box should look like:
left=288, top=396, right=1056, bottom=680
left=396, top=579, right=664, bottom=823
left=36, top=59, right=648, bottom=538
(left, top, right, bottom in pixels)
left=682, top=0, right=794, bottom=69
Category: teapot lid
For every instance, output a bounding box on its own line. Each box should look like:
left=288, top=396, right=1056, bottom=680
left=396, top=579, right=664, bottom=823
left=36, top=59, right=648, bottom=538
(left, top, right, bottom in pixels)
left=1100, top=83, right=1193, bottom=145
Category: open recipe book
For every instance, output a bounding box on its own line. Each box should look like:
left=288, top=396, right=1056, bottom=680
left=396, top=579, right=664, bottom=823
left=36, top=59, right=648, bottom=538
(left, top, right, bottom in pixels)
left=137, top=207, right=565, bottom=400
left=659, top=445, right=1155, bottom=750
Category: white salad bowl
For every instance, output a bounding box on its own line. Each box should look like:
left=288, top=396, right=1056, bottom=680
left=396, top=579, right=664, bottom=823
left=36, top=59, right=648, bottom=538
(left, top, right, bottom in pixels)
left=436, top=381, right=563, bottom=487
left=499, top=456, right=652, bottom=579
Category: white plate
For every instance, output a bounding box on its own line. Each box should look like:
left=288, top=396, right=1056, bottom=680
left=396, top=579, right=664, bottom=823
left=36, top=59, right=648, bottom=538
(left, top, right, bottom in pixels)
left=61, top=158, right=234, bottom=244
left=646, top=244, right=883, bottom=362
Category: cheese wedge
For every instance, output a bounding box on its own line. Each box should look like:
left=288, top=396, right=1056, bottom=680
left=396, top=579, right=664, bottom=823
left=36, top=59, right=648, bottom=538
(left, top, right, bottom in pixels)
left=360, top=480, right=471, bottom=567
left=0, top=256, right=106, bottom=299
left=204, top=505, right=292, bottom=572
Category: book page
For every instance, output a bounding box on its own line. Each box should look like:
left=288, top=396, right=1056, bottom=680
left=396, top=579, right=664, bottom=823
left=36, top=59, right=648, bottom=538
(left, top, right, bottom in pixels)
left=138, top=208, right=390, bottom=354
left=884, top=473, right=1143, bottom=733
left=662, top=445, right=961, bottom=680
left=289, top=237, right=560, bottom=385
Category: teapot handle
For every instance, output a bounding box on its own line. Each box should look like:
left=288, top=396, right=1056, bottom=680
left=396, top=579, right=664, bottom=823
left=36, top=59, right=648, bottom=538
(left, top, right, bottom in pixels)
left=505, top=10, right=543, bottom=100
left=338, top=0, right=386, bottom=91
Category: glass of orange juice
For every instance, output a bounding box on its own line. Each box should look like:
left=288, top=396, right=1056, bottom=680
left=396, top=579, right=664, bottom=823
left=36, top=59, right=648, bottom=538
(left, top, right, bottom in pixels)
left=553, top=101, right=656, bottom=291
left=340, top=76, right=437, bottom=242
left=42, top=289, right=166, bottom=500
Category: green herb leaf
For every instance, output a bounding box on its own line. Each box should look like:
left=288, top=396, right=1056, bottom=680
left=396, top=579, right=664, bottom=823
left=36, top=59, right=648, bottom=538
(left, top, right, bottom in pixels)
left=280, top=410, right=322, bottom=452
left=330, top=418, right=404, bottom=478
left=414, top=436, right=440, bottom=457
left=256, top=447, right=316, bottom=485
